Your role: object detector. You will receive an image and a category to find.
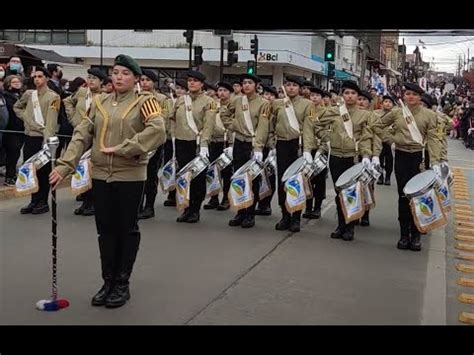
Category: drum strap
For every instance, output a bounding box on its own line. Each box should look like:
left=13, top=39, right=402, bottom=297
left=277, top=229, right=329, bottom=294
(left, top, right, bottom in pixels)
left=215, top=100, right=227, bottom=143
left=241, top=95, right=255, bottom=145
left=31, top=90, right=45, bottom=127
left=184, top=94, right=201, bottom=145
left=85, top=88, right=92, bottom=113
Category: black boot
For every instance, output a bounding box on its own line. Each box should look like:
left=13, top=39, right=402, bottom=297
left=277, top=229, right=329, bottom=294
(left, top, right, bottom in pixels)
left=177, top=208, right=191, bottom=222
left=91, top=279, right=114, bottom=306
left=82, top=205, right=95, bottom=216
left=360, top=211, right=370, bottom=226
left=203, top=196, right=219, bottom=210
left=92, top=235, right=117, bottom=306
left=138, top=206, right=154, bottom=219
left=74, top=202, right=86, bottom=215
left=384, top=175, right=391, bottom=185
left=20, top=202, right=36, bottom=214
left=276, top=207, right=291, bottom=231
left=186, top=209, right=200, bottom=223
left=32, top=201, right=49, bottom=214
left=289, top=212, right=301, bottom=233
left=255, top=204, right=272, bottom=216
left=302, top=199, right=314, bottom=219
left=397, top=235, right=410, bottom=250
left=229, top=212, right=245, bottom=226
left=377, top=173, right=384, bottom=185
left=76, top=193, right=84, bottom=202
left=312, top=199, right=322, bottom=219
left=342, top=225, right=354, bottom=241
left=241, top=214, right=255, bottom=229
left=410, top=234, right=421, bottom=251
left=330, top=226, right=344, bottom=239
left=217, top=198, right=230, bottom=211
left=105, top=277, right=130, bottom=308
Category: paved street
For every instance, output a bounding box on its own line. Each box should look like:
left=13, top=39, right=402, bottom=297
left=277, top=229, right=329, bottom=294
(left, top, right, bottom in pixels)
left=0, top=139, right=472, bottom=325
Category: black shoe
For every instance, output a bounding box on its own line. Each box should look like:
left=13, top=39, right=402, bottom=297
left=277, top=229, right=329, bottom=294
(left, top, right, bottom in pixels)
left=76, top=194, right=84, bottom=202
left=164, top=199, right=176, bottom=207
left=105, top=284, right=130, bottom=308
left=302, top=209, right=313, bottom=219
left=397, top=236, right=410, bottom=250
left=217, top=199, right=230, bottom=211
left=20, top=202, right=36, bottom=214
left=91, top=282, right=114, bottom=306
left=275, top=215, right=291, bottom=231
left=32, top=203, right=49, bottom=215
left=177, top=210, right=190, bottom=223
left=229, top=214, right=244, bottom=227
left=138, top=206, right=154, bottom=219
left=312, top=208, right=321, bottom=219
left=289, top=219, right=300, bottom=233
left=255, top=206, right=272, bottom=216
left=4, top=178, right=16, bottom=187
left=353, top=219, right=360, bottom=226
left=377, top=175, right=384, bottom=185
left=186, top=212, right=200, bottom=223
left=384, top=178, right=391, bottom=186
left=410, top=235, right=421, bottom=251
left=241, top=216, right=255, bottom=228
left=331, top=227, right=344, bottom=239
left=342, top=228, right=354, bottom=241
left=203, top=198, right=219, bottom=210
left=82, top=206, right=95, bottom=216
left=360, top=215, right=370, bottom=227
left=74, top=205, right=85, bottom=215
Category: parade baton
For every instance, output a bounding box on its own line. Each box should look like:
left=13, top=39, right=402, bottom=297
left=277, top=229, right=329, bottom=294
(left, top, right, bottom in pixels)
left=36, top=136, right=70, bottom=312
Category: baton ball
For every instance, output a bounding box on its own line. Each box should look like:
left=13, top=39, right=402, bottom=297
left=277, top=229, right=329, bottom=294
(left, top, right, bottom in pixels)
left=36, top=299, right=70, bottom=311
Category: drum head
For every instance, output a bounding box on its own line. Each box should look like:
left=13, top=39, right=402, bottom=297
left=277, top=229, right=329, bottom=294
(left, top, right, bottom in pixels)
left=335, top=163, right=364, bottom=189
left=282, top=156, right=305, bottom=181
left=404, top=170, right=437, bottom=196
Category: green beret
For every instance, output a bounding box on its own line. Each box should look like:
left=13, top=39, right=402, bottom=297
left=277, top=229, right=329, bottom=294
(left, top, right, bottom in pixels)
left=114, top=54, right=142, bottom=76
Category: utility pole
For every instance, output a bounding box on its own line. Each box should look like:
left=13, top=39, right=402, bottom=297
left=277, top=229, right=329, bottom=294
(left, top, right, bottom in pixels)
left=359, top=39, right=367, bottom=89
left=100, top=29, right=103, bottom=69
left=219, top=36, right=224, bottom=81
left=402, top=37, right=406, bottom=83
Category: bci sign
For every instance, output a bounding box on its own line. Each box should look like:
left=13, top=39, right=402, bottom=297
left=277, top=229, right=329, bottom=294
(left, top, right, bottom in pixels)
left=258, top=52, right=278, bottom=62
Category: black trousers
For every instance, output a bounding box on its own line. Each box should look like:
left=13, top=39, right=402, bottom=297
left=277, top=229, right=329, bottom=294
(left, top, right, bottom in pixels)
left=163, top=139, right=176, bottom=202
left=306, top=149, right=327, bottom=211
left=141, top=145, right=164, bottom=208
left=4, top=133, right=25, bottom=179
left=175, top=139, right=206, bottom=213
left=379, top=142, right=393, bottom=179
left=394, top=150, right=422, bottom=238
left=93, top=179, right=144, bottom=282
left=232, top=139, right=260, bottom=216
left=424, top=149, right=430, bottom=171
left=23, top=136, right=50, bottom=205
left=208, top=141, right=232, bottom=202
left=329, top=155, right=355, bottom=230
left=258, top=147, right=277, bottom=208
left=276, top=139, right=300, bottom=216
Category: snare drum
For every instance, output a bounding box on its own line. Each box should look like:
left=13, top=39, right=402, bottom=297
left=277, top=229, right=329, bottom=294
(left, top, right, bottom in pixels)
left=263, top=151, right=277, bottom=175
left=311, top=153, right=328, bottom=177
left=232, top=159, right=264, bottom=181
left=403, top=170, right=439, bottom=199
left=335, top=163, right=372, bottom=191
left=23, top=148, right=51, bottom=170
left=282, top=157, right=311, bottom=182
left=177, top=155, right=210, bottom=180
left=213, top=150, right=233, bottom=171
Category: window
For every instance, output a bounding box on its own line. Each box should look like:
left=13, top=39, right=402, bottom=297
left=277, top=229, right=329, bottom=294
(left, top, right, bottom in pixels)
left=52, top=30, right=67, bottom=44
left=0, top=30, right=86, bottom=45
left=134, top=29, right=152, bottom=32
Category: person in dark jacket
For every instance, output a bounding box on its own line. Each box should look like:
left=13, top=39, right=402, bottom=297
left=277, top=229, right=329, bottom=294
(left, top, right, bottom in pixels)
left=2, top=75, right=25, bottom=186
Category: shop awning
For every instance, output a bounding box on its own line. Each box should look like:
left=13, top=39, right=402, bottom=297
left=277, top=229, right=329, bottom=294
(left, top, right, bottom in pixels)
left=17, top=46, right=75, bottom=65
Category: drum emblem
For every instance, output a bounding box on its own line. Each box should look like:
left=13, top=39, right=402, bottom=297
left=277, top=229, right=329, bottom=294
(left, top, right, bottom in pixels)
left=231, top=178, right=246, bottom=196
left=287, top=179, right=301, bottom=198
left=417, top=196, right=434, bottom=217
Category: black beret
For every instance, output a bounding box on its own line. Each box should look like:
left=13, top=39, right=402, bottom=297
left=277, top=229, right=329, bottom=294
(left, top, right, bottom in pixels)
left=359, top=90, right=372, bottom=102
left=309, top=87, right=325, bottom=96
left=240, top=73, right=261, bottom=83
left=87, top=68, right=107, bottom=81
left=284, top=75, right=304, bottom=86
left=34, top=66, right=51, bottom=78
left=261, top=84, right=278, bottom=97
left=382, top=95, right=396, bottom=104
left=421, top=93, right=433, bottom=107
left=330, top=89, right=339, bottom=95
left=204, top=81, right=217, bottom=91
left=185, top=70, right=206, bottom=82
left=217, top=81, right=233, bottom=92
left=175, top=79, right=188, bottom=90
left=232, top=80, right=242, bottom=86
left=114, top=54, right=142, bottom=76
left=46, top=63, right=60, bottom=73
left=322, top=90, right=331, bottom=98
left=404, top=82, right=424, bottom=95
left=341, top=80, right=360, bottom=94
left=303, top=80, right=314, bottom=88
left=141, top=69, right=158, bottom=83
left=102, top=77, right=112, bottom=85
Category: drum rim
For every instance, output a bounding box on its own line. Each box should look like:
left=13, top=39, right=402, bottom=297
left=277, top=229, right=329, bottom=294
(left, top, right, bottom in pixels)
left=335, top=163, right=366, bottom=189
left=403, top=170, right=438, bottom=197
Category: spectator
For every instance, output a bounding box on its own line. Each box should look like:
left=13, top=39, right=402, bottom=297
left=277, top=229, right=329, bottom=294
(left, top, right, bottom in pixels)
left=67, top=77, right=87, bottom=95
left=5, top=56, right=25, bottom=78
left=102, top=77, right=114, bottom=93
left=451, top=113, right=460, bottom=139
left=2, top=75, right=24, bottom=186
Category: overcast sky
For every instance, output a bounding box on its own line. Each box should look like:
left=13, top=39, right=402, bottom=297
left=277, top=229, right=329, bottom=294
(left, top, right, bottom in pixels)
left=399, top=35, right=474, bottom=73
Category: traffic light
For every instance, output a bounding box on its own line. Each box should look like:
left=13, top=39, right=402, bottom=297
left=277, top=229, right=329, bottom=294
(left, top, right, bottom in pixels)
left=194, top=46, right=203, bottom=66
left=327, top=63, right=336, bottom=78
left=250, top=35, right=259, bottom=56
left=227, top=40, right=239, bottom=66
left=183, top=30, right=193, bottom=44
left=247, top=60, right=256, bottom=75
left=324, top=39, right=336, bottom=61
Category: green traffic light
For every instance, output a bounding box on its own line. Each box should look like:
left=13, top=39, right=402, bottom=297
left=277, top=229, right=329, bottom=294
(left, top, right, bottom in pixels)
left=248, top=68, right=254, bottom=74
left=326, top=53, right=333, bottom=59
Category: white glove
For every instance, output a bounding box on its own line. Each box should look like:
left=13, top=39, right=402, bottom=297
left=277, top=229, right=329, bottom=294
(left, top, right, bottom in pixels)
left=224, top=146, right=233, bottom=159
left=303, top=151, right=313, bottom=163
left=199, top=146, right=209, bottom=158
left=362, top=157, right=371, bottom=169
left=432, top=164, right=441, bottom=177
left=253, top=151, right=263, bottom=162
left=371, top=156, right=380, bottom=168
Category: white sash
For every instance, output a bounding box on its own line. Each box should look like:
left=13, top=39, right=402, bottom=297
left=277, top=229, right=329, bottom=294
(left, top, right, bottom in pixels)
left=281, top=86, right=300, bottom=134
left=241, top=95, right=255, bottom=138
left=215, top=101, right=225, bottom=130
left=85, top=88, right=92, bottom=112
left=399, top=100, right=423, bottom=145
left=31, top=90, right=45, bottom=127
left=338, top=101, right=353, bottom=140
left=183, top=94, right=200, bottom=136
